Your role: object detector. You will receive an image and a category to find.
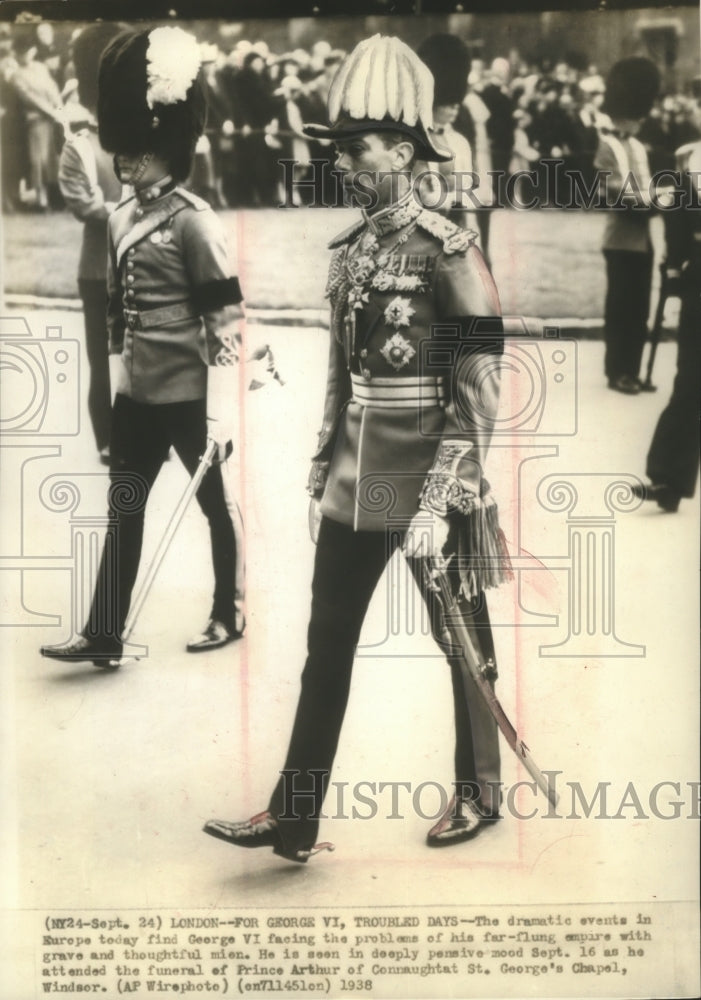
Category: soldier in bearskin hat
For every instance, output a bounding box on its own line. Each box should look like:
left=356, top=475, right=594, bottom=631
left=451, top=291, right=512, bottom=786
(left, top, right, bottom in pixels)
left=41, top=26, right=245, bottom=665
left=204, top=35, right=510, bottom=863
left=594, top=56, right=661, bottom=394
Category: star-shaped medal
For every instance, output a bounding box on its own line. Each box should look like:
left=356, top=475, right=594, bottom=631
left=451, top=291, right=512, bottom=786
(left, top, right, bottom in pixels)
left=380, top=332, right=416, bottom=371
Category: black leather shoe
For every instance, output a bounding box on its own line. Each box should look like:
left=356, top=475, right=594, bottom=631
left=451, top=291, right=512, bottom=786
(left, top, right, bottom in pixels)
left=186, top=618, right=243, bottom=653
left=203, top=812, right=334, bottom=864
left=426, top=796, right=500, bottom=848
left=631, top=481, right=681, bottom=513
left=608, top=375, right=640, bottom=395
left=40, top=635, right=123, bottom=665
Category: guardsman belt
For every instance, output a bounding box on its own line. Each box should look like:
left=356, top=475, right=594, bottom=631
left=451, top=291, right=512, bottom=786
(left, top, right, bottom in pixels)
left=123, top=300, right=197, bottom=330
left=351, top=373, right=445, bottom=409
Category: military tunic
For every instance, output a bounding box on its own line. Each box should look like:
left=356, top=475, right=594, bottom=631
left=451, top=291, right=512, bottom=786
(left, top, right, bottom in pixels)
left=267, top=194, right=507, bottom=856
left=107, top=182, right=243, bottom=402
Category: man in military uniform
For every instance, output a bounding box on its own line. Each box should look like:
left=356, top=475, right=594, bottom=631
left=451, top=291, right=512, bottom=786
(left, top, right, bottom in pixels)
left=594, top=57, right=661, bottom=395
left=41, top=26, right=245, bottom=666
left=633, top=127, right=701, bottom=512
left=204, top=35, right=509, bottom=863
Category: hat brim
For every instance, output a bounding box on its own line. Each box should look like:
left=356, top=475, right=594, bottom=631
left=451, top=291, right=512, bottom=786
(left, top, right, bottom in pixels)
left=303, top=117, right=453, bottom=162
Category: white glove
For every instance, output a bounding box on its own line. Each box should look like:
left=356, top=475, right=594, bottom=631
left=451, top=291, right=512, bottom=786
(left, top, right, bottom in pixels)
left=206, top=365, right=238, bottom=464
left=403, top=511, right=451, bottom=559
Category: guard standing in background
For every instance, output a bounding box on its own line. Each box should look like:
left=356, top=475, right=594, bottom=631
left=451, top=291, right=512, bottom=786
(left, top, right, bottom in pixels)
left=594, top=57, right=661, bottom=395
left=633, top=134, right=701, bottom=511
left=58, top=22, right=125, bottom=464
left=41, top=26, right=245, bottom=666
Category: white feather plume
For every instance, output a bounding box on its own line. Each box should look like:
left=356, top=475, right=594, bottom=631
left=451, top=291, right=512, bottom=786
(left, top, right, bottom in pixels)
left=326, top=34, right=436, bottom=130
left=146, top=26, right=201, bottom=109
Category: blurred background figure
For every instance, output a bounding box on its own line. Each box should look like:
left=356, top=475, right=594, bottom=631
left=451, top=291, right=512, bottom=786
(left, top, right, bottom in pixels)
left=573, top=74, right=610, bottom=187
left=417, top=34, right=474, bottom=229
left=274, top=73, right=311, bottom=206
left=9, top=25, right=65, bottom=211
left=0, top=26, right=26, bottom=213
left=191, top=42, right=232, bottom=208
left=480, top=57, right=515, bottom=207
left=57, top=22, right=125, bottom=463
left=594, top=57, right=660, bottom=395
left=230, top=49, right=278, bottom=207
left=634, top=129, right=701, bottom=512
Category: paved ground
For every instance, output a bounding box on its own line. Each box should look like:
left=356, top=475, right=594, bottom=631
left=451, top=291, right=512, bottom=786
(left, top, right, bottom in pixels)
left=1, top=306, right=697, bottom=926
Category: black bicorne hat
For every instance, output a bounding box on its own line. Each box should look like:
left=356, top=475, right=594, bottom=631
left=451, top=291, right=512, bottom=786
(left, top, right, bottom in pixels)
left=98, top=26, right=206, bottom=181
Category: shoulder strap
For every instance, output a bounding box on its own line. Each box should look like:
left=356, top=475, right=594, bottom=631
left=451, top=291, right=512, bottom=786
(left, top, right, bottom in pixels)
left=417, top=209, right=477, bottom=254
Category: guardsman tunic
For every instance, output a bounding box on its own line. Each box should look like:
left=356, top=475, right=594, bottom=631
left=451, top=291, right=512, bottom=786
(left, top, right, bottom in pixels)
left=107, top=181, right=243, bottom=402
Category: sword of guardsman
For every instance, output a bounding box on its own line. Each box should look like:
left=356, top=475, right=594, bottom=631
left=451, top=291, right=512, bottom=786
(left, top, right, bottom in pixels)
left=119, top=439, right=219, bottom=654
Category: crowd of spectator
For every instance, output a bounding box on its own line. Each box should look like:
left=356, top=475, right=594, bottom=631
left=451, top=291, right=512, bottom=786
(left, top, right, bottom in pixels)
left=1, top=21, right=700, bottom=213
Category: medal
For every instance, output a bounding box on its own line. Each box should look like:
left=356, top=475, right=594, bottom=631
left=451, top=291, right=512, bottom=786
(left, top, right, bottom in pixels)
left=150, top=231, right=162, bottom=244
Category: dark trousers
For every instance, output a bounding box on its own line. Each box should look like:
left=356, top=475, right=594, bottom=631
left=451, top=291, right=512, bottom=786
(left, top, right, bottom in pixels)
left=268, top=516, right=501, bottom=853
left=84, top=393, right=239, bottom=644
left=603, top=249, right=653, bottom=381
left=78, top=278, right=112, bottom=452
left=646, top=279, right=701, bottom=497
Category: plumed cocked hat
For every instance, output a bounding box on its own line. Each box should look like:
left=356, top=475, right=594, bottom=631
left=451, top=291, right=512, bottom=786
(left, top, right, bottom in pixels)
left=604, top=57, right=661, bottom=121
left=98, top=26, right=206, bottom=181
left=303, top=34, right=452, bottom=162
left=417, top=34, right=471, bottom=107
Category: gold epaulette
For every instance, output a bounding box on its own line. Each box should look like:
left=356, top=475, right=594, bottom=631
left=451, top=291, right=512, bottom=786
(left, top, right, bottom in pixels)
left=416, top=210, right=477, bottom=254
left=328, top=217, right=366, bottom=249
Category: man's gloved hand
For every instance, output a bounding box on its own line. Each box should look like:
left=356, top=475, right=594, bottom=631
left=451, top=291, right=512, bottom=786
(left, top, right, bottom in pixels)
left=206, top=419, right=233, bottom=464
left=403, top=511, right=451, bottom=559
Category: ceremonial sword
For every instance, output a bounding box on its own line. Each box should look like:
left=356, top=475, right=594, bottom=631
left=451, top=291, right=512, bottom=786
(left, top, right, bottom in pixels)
left=422, top=554, right=559, bottom=808
left=119, top=438, right=219, bottom=656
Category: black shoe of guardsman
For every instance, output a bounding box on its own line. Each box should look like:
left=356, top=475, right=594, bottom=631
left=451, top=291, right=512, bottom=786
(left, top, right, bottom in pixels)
left=203, top=812, right=334, bottom=864
left=426, top=796, right=500, bottom=847
left=607, top=375, right=640, bottom=395
left=40, top=635, right=123, bottom=667
left=186, top=618, right=244, bottom=653
left=630, top=481, right=681, bottom=513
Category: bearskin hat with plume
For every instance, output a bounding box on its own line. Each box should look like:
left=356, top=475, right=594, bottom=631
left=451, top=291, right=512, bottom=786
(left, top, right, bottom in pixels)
left=98, top=26, right=206, bottom=181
